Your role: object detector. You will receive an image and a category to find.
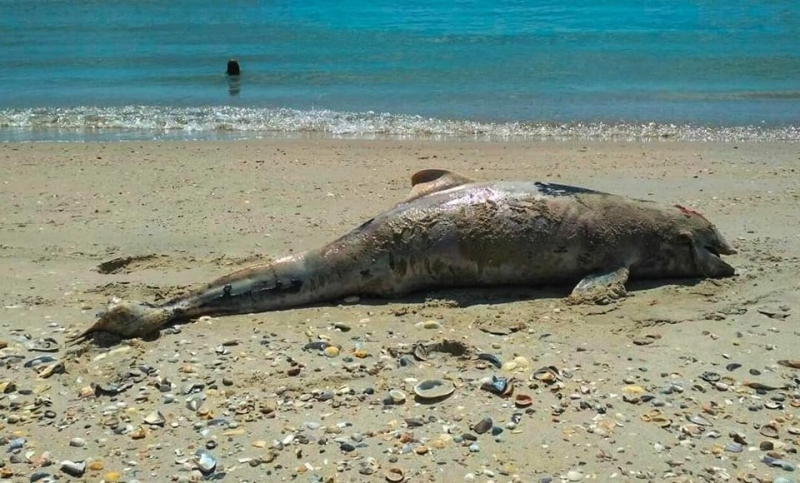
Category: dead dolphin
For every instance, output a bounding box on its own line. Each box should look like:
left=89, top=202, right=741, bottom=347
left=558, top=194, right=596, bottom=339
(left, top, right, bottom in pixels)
left=71, top=169, right=736, bottom=341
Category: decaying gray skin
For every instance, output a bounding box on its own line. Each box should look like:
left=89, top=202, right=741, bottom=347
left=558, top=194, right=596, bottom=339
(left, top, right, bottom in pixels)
left=71, top=169, right=736, bottom=341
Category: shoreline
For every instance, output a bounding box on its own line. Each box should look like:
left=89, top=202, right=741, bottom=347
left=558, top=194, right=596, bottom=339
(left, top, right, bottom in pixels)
left=1, top=139, right=799, bottom=482
left=2, top=106, right=799, bottom=143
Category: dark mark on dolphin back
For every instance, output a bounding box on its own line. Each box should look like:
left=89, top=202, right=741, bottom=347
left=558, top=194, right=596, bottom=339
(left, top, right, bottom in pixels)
left=534, top=182, right=603, bottom=197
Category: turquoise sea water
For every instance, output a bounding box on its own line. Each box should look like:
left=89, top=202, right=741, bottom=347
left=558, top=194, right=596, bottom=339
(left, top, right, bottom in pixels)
left=1, top=0, right=799, bottom=141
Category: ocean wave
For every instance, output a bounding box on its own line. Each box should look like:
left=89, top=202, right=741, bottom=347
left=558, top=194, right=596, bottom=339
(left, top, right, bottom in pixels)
left=0, top=106, right=797, bottom=142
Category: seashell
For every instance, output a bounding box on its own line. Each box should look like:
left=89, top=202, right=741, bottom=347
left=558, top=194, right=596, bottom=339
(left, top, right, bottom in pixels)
left=385, top=467, right=405, bottom=483
left=687, top=414, right=713, bottom=426
left=36, top=361, right=65, bottom=379
left=182, top=382, right=205, bottom=395
left=143, top=410, right=166, bottom=426
left=194, top=449, right=217, bottom=474
left=512, top=356, right=531, bottom=369
left=651, top=416, right=673, bottom=428
left=472, top=417, right=493, bottom=435
left=640, top=409, right=662, bottom=422
left=725, top=363, right=742, bottom=372
left=303, top=341, right=330, bottom=351
left=480, top=376, right=512, bottom=396
left=760, top=423, right=779, bottom=439
left=94, top=381, right=133, bottom=397
left=476, top=353, right=502, bottom=369
left=744, top=380, right=783, bottom=391
left=680, top=424, right=704, bottom=437
left=699, top=371, right=720, bottom=383
left=777, top=359, right=800, bottom=369
left=60, top=460, right=86, bottom=477
left=412, top=344, right=428, bottom=361
left=514, top=394, right=533, bottom=408
left=26, top=337, right=59, bottom=353
left=532, top=366, right=559, bottom=383
left=388, top=390, right=406, bottom=405
left=764, top=400, right=784, bottom=410
left=352, top=349, right=369, bottom=358
left=413, top=379, right=455, bottom=401
left=24, top=355, right=57, bottom=368
left=187, top=395, right=205, bottom=411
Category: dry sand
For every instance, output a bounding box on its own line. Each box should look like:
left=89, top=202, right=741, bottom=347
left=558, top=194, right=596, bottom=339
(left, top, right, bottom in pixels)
left=1, top=139, right=799, bottom=483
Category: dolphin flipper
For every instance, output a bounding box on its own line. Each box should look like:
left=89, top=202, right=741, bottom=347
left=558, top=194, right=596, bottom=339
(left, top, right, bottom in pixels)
left=567, top=267, right=629, bottom=305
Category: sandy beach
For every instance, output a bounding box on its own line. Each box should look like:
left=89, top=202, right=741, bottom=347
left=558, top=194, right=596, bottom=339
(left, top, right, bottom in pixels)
left=1, top=139, right=799, bottom=483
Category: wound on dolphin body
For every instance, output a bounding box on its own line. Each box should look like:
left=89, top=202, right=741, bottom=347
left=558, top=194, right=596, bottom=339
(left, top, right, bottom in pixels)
left=674, top=204, right=709, bottom=221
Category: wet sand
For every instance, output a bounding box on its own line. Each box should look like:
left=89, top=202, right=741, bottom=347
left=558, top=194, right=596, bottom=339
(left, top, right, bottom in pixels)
left=1, top=139, right=799, bottom=482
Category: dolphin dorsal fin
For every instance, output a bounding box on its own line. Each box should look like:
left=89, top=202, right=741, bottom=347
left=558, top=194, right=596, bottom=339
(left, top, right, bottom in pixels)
left=404, top=169, right=475, bottom=202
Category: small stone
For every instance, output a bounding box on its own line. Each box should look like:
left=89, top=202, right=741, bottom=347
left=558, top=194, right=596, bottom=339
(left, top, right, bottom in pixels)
left=472, top=417, right=492, bottom=435
left=323, top=346, right=340, bottom=358
left=566, top=470, right=583, bottom=481
left=69, top=437, right=86, bottom=448
left=60, top=460, right=86, bottom=478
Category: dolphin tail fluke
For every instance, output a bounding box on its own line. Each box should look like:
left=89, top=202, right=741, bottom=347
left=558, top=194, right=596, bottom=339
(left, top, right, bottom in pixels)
left=67, top=297, right=173, bottom=344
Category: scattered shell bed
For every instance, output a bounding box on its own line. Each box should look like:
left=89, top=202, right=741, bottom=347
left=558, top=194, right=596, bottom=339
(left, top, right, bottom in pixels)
left=1, top=298, right=798, bottom=482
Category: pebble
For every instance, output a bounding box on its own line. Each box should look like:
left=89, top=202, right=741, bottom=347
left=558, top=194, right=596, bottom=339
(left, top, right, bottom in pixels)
left=60, top=460, right=86, bottom=478
left=566, top=470, right=584, bottom=481
left=323, top=346, right=340, bottom=358
left=472, top=417, right=493, bottom=435
left=68, top=437, right=86, bottom=447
